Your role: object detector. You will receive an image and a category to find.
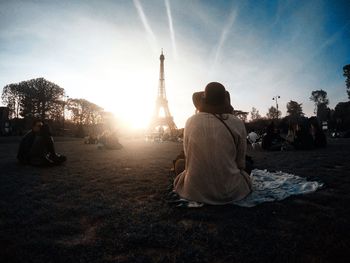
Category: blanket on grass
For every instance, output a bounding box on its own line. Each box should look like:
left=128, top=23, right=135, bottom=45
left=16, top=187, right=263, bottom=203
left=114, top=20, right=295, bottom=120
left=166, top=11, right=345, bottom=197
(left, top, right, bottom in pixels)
left=169, top=169, right=324, bottom=208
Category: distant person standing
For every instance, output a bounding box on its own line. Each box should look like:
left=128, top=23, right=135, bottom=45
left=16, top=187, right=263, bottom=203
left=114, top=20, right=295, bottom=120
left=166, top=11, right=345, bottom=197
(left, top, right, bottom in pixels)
left=17, top=120, right=66, bottom=166
left=173, top=82, right=252, bottom=205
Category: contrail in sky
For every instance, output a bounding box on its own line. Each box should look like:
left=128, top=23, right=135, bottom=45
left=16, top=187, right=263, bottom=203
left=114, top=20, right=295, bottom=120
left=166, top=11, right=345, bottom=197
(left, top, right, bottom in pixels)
left=133, top=0, right=158, bottom=53
left=212, top=8, right=237, bottom=68
left=165, top=0, right=177, bottom=59
left=311, top=21, right=350, bottom=60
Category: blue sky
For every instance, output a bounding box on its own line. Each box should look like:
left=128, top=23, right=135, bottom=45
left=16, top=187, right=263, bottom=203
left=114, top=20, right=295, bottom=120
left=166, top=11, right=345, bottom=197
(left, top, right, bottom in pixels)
left=0, top=0, right=349, bottom=128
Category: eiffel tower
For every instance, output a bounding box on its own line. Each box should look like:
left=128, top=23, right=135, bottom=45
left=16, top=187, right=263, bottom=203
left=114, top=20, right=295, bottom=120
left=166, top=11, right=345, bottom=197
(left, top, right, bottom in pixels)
left=149, top=50, right=177, bottom=134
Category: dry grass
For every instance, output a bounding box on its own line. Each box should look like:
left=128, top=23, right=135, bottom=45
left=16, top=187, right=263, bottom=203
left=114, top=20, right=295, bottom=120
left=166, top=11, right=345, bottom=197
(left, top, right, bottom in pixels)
left=0, top=137, right=349, bottom=262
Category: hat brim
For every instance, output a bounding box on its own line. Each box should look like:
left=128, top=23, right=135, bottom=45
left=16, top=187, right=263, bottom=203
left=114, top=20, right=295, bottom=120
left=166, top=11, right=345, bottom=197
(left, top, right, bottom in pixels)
left=192, top=91, right=233, bottom=114
left=192, top=91, right=204, bottom=110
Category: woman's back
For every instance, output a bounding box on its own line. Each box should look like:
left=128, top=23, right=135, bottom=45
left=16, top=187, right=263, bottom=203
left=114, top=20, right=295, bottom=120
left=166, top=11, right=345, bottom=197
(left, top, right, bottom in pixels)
left=173, top=112, right=251, bottom=205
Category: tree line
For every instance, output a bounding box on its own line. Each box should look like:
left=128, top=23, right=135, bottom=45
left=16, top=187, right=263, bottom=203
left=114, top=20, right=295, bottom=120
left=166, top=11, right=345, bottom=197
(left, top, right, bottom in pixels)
left=250, top=90, right=329, bottom=122
left=249, top=90, right=349, bottom=131
left=1, top=77, right=110, bottom=135
left=248, top=64, right=350, bottom=132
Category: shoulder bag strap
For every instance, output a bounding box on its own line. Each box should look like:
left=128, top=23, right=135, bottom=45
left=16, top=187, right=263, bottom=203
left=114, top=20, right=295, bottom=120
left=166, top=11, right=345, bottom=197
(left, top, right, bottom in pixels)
left=212, top=114, right=236, bottom=144
left=212, top=114, right=253, bottom=187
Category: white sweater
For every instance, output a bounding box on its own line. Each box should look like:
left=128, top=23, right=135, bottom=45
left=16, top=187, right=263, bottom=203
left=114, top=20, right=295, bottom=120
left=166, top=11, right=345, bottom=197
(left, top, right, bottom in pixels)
left=174, top=112, right=252, bottom=205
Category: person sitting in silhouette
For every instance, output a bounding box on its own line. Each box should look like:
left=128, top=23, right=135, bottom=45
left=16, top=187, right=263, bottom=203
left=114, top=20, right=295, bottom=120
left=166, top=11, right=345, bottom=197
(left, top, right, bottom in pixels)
left=17, top=120, right=66, bottom=166
left=97, top=130, right=123, bottom=150
left=172, top=82, right=252, bottom=205
left=293, top=119, right=314, bottom=150
left=261, top=122, right=284, bottom=151
left=309, top=117, right=327, bottom=148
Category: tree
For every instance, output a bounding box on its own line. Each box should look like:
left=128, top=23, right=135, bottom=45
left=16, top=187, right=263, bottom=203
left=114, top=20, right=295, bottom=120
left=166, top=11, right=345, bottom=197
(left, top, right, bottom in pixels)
left=286, top=100, right=304, bottom=120
left=67, top=98, right=104, bottom=137
left=1, top=78, right=65, bottom=119
left=25, top=78, right=65, bottom=119
left=67, top=98, right=103, bottom=126
left=343, top=64, right=350, bottom=100
left=310, top=89, right=329, bottom=115
left=317, top=103, right=330, bottom=123
left=334, top=101, right=350, bottom=131
left=250, top=107, right=261, bottom=121
left=1, top=83, right=22, bottom=118
left=266, top=106, right=281, bottom=119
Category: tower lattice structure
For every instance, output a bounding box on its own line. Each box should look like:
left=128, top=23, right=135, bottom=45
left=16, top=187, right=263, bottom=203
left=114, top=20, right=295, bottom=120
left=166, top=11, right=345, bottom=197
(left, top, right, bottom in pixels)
left=149, top=51, right=177, bottom=133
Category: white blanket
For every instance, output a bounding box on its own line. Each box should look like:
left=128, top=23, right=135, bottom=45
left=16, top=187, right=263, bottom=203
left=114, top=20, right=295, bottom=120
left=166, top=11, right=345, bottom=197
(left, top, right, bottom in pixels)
left=181, top=169, right=324, bottom=208
left=233, top=169, right=324, bottom=207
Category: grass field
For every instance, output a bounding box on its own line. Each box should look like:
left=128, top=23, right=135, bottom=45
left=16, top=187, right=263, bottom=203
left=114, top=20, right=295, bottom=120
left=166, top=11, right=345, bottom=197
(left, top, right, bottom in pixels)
left=1, top=137, right=350, bottom=262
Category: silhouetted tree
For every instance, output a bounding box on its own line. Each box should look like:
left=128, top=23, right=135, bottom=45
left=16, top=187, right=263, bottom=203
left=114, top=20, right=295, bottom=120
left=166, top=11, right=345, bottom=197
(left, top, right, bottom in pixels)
left=334, top=101, right=350, bottom=131
left=250, top=107, right=261, bottom=121
left=343, top=64, right=350, bottom=100
left=101, top=111, right=118, bottom=131
left=310, top=89, right=329, bottom=116
left=49, top=100, right=66, bottom=122
left=317, top=103, right=331, bottom=123
left=286, top=100, right=304, bottom=121
left=266, top=106, right=281, bottom=119
left=1, top=78, right=65, bottom=119
left=67, top=98, right=103, bottom=126
left=22, top=78, right=65, bottom=119
left=1, top=83, right=22, bottom=118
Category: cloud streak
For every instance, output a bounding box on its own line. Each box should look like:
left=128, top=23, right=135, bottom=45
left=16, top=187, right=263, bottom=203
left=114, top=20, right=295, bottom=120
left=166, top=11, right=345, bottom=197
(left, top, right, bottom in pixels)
left=165, top=0, right=177, bottom=59
left=211, top=8, right=237, bottom=72
left=133, top=0, right=158, bottom=53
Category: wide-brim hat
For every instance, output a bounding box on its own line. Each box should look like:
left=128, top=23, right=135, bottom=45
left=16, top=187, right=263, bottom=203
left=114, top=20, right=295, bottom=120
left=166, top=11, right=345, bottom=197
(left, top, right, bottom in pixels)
left=192, top=82, right=233, bottom=114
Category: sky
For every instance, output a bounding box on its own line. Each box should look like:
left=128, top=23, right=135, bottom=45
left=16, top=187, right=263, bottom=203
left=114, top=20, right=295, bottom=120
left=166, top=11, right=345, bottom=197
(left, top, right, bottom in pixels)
left=0, top=0, right=349, bottom=129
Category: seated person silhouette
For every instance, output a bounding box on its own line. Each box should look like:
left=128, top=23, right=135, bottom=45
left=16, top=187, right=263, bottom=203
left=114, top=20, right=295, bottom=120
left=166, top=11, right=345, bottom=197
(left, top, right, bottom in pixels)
left=173, top=82, right=252, bottom=205
left=17, top=120, right=67, bottom=166
left=261, top=122, right=284, bottom=151
left=293, top=119, right=315, bottom=150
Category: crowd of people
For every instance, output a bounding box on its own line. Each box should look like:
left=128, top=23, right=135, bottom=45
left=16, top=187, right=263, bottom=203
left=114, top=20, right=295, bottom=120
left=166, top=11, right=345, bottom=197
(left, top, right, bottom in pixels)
left=16, top=82, right=328, bottom=206
left=247, top=117, right=327, bottom=151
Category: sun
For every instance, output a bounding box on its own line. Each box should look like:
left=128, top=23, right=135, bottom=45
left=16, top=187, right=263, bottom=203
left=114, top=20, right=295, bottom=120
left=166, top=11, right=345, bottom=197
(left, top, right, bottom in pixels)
left=113, top=97, right=154, bottom=130
left=100, top=78, right=156, bottom=130
left=82, top=50, right=171, bottom=131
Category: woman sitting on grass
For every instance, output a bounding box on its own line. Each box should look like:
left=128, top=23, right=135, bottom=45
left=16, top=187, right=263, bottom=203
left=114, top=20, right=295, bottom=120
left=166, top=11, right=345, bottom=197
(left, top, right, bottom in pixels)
left=17, top=120, right=66, bottom=166
left=173, top=82, right=252, bottom=205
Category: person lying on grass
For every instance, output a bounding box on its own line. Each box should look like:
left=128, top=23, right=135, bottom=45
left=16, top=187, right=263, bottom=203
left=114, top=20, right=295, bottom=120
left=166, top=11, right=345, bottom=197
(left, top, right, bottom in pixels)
left=17, top=119, right=66, bottom=166
left=173, top=82, right=252, bottom=205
